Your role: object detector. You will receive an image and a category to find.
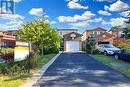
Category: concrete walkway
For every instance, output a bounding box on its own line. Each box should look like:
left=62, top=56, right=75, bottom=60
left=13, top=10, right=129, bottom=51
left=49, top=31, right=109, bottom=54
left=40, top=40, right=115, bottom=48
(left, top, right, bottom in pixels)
left=33, top=53, right=130, bottom=87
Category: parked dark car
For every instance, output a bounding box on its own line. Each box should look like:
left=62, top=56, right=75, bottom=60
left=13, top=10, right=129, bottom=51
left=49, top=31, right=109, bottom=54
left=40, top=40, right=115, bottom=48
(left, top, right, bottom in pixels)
left=114, top=50, right=130, bottom=61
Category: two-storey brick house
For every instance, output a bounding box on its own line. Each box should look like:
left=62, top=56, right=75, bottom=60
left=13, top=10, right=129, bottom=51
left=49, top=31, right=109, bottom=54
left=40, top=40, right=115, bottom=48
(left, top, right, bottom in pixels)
left=56, top=29, right=82, bottom=52
left=82, top=27, right=107, bottom=49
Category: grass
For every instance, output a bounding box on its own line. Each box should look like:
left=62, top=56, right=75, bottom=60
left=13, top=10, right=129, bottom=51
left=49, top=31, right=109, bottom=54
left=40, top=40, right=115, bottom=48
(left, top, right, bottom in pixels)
left=0, top=53, right=56, bottom=87
left=90, top=54, right=130, bottom=78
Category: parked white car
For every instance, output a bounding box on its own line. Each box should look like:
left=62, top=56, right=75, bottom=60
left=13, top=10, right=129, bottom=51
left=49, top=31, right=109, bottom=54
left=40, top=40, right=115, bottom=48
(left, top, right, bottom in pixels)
left=97, top=44, right=121, bottom=55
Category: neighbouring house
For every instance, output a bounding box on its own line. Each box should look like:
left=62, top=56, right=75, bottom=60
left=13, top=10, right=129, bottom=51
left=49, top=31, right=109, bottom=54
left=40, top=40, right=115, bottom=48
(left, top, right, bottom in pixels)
left=82, top=27, right=124, bottom=49
left=63, top=32, right=82, bottom=52
left=95, top=32, right=114, bottom=48
left=108, top=30, right=123, bottom=38
left=82, top=27, right=107, bottom=49
left=0, top=30, right=17, bottom=36
left=56, top=29, right=78, bottom=36
left=0, top=32, right=16, bottom=48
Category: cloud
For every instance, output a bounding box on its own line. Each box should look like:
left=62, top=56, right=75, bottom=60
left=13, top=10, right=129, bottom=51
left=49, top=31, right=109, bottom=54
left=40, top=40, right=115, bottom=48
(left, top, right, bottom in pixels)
left=95, top=0, right=116, bottom=2
left=109, top=0, right=129, bottom=12
left=67, top=1, right=88, bottom=10
left=119, top=11, right=129, bottom=17
left=109, top=17, right=126, bottom=27
left=0, top=20, right=23, bottom=30
left=6, top=20, right=23, bottom=25
left=98, top=10, right=111, bottom=16
left=69, top=21, right=90, bottom=28
left=58, top=16, right=77, bottom=23
left=14, top=0, right=22, bottom=3
left=7, top=0, right=22, bottom=3
left=65, top=0, right=80, bottom=2
left=29, top=8, right=43, bottom=17
left=45, top=19, right=50, bottom=23
left=0, top=14, right=24, bottom=21
left=58, top=11, right=95, bottom=23
left=45, top=19, right=57, bottom=24
left=94, top=17, right=103, bottom=22
left=102, top=17, right=126, bottom=27
left=104, top=5, right=109, bottom=10
left=102, top=20, right=109, bottom=25
left=50, top=21, right=57, bottom=24
left=44, top=15, right=49, bottom=18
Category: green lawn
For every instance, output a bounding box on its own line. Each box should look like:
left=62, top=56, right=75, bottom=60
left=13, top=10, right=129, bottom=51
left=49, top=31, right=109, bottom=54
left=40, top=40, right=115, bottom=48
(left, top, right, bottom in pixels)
left=0, top=54, right=56, bottom=87
left=90, top=54, right=130, bottom=77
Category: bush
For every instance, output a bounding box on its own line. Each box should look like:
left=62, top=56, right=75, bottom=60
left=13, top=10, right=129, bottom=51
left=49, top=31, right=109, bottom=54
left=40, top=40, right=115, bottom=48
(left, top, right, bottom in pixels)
left=93, top=49, right=100, bottom=54
left=1, top=48, right=14, bottom=54
left=2, top=52, right=14, bottom=63
left=0, top=50, right=51, bottom=77
left=29, top=51, right=41, bottom=68
left=43, top=47, right=59, bottom=55
left=0, top=63, right=7, bottom=74
left=86, top=44, right=92, bottom=54
left=0, top=48, right=14, bottom=63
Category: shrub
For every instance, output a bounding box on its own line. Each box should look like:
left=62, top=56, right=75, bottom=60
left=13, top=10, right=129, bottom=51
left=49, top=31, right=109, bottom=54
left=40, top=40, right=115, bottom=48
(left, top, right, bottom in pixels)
left=86, top=44, right=92, bottom=54
left=0, top=63, right=7, bottom=74
left=43, top=47, right=59, bottom=55
left=117, top=39, right=130, bottom=52
left=1, top=48, right=14, bottom=54
left=93, top=49, right=100, bottom=54
left=2, top=52, right=14, bottom=63
left=0, top=48, right=14, bottom=63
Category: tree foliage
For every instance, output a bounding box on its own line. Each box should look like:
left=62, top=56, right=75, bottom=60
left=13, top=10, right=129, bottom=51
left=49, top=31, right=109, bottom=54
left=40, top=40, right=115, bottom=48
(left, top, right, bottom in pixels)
left=118, top=9, right=130, bottom=52
left=123, top=9, right=130, bottom=39
left=111, top=26, right=122, bottom=30
left=86, top=36, right=96, bottom=54
left=117, top=39, right=130, bottom=52
left=16, top=19, right=61, bottom=53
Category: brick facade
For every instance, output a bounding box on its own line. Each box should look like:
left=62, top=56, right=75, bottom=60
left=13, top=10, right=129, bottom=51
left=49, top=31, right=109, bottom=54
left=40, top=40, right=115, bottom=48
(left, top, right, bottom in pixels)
left=63, top=32, right=82, bottom=51
left=82, top=27, right=124, bottom=49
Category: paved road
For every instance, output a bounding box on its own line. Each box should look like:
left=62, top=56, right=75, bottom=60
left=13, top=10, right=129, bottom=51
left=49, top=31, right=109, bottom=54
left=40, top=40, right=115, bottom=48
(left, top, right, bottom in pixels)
left=33, top=53, right=130, bottom=87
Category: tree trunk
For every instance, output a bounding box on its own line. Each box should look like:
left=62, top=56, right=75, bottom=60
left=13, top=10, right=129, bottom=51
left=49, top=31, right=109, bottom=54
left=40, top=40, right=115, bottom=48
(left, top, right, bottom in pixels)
left=41, top=47, right=44, bottom=56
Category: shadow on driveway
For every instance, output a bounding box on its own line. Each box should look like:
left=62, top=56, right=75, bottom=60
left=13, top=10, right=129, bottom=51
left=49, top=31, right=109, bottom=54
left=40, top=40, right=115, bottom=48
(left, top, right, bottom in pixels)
left=33, top=53, right=130, bottom=87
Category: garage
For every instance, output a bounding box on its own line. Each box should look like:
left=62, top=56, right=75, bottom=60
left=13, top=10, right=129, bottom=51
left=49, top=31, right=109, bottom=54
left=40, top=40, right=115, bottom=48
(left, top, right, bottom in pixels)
left=63, top=32, right=82, bottom=52
left=66, top=41, right=80, bottom=52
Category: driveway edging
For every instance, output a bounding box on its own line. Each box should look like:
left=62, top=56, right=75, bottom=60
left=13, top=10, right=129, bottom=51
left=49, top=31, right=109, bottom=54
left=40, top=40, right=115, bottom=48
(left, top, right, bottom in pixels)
left=21, top=52, right=62, bottom=87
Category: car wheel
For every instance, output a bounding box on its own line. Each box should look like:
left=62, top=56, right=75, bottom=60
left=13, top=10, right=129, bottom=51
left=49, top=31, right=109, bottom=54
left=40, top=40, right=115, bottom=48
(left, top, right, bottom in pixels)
left=104, top=51, right=107, bottom=56
left=115, top=54, right=119, bottom=59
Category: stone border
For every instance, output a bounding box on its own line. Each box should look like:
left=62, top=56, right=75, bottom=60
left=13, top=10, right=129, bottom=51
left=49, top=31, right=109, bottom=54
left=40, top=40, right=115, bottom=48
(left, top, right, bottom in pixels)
left=21, top=52, right=62, bottom=87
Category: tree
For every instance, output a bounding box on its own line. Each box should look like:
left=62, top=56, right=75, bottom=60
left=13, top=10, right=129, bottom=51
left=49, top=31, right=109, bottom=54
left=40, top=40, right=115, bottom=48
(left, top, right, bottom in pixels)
left=16, top=19, right=61, bottom=55
left=118, top=9, right=130, bottom=52
left=86, top=35, right=96, bottom=54
left=123, top=9, right=130, bottom=39
left=111, top=26, right=122, bottom=31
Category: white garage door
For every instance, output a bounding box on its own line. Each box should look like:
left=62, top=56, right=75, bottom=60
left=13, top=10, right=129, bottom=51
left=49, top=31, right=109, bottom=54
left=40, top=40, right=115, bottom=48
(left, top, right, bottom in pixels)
left=66, top=41, right=80, bottom=52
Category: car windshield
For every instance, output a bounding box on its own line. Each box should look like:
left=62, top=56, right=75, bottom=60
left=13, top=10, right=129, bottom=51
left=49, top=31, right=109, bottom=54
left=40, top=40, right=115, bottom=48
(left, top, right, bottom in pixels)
left=104, top=45, right=114, bottom=48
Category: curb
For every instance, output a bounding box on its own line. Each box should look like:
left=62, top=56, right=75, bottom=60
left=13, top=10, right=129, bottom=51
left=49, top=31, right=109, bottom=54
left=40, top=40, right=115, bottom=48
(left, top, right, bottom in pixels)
left=21, top=52, right=62, bottom=87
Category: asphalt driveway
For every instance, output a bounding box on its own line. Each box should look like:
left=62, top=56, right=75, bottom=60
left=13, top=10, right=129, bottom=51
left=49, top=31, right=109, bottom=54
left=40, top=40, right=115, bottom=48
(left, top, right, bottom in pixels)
left=33, top=53, right=130, bottom=87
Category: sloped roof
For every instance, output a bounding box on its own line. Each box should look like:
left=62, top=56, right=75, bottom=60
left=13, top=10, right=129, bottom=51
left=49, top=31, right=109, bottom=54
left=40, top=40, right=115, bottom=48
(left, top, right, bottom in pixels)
left=63, top=32, right=82, bottom=37
left=83, top=27, right=107, bottom=34
left=92, top=27, right=107, bottom=31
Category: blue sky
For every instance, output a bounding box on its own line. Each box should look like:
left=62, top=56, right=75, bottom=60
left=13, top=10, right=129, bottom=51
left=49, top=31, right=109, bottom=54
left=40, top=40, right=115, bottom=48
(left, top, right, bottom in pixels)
left=0, top=0, right=130, bottom=33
